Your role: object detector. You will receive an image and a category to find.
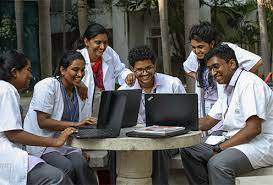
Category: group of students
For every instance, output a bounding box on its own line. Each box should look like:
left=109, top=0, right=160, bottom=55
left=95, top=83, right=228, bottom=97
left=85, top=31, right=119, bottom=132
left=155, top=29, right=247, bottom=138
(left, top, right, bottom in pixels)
left=1, top=21, right=273, bottom=185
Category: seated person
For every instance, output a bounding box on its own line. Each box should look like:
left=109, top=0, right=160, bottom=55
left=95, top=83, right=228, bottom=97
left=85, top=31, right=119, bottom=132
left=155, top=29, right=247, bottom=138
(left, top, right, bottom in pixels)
left=0, top=50, right=74, bottom=185
left=183, top=22, right=263, bottom=133
left=119, top=46, right=186, bottom=185
left=24, top=51, right=98, bottom=185
left=180, top=44, right=273, bottom=185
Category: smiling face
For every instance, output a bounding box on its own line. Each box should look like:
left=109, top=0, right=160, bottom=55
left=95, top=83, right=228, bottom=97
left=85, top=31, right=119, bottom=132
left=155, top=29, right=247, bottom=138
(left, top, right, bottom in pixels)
left=60, top=59, right=85, bottom=88
left=207, top=56, right=236, bottom=84
left=191, top=39, right=214, bottom=60
left=133, top=59, right=155, bottom=88
left=84, top=33, right=108, bottom=60
left=11, top=60, right=32, bottom=90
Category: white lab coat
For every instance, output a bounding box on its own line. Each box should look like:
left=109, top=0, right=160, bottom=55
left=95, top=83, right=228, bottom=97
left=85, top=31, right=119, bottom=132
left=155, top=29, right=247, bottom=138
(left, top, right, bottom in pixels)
left=183, top=42, right=262, bottom=118
left=119, top=73, right=186, bottom=124
left=78, top=47, right=131, bottom=113
left=24, top=77, right=91, bottom=157
left=0, top=80, right=28, bottom=185
left=209, top=70, right=273, bottom=169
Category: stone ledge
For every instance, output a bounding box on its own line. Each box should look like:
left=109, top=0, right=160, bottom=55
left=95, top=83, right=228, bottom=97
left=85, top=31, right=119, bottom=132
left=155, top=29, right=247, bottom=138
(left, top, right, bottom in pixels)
left=236, top=175, right=273, bottom=185
left=239, top=166, right=273, bottom=176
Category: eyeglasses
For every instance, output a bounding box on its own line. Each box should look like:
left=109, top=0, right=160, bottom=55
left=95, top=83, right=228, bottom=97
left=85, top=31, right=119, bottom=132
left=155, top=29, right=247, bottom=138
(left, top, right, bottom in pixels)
left=133, top=65, right=155, bottom=76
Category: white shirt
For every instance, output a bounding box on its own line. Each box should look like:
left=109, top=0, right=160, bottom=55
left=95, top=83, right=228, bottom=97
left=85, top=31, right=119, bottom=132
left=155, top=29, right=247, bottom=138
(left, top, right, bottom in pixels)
left=24, top=77, right=90, bottom=157
left=78, top=47, right=131, bottom=114
left=119, top=73, right=186, bottom=124
left=0, top=81, right=43, bottom=185
left=183, top=42, right=261, bottom=118
left=209, top=70, right=273, bottom=169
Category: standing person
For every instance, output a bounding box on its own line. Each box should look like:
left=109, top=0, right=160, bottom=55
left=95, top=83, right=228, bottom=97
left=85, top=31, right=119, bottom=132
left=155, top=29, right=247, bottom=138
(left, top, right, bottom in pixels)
left=77, top=22, right=135, bottom=117
left=183, top=22, right=263, bottom=133
left=180, top=45, right=273, bottom=185
left=119, top=46, right=186, bottom=185
left=24, top=51, right=98, bottom=185
left=0, top=50, right=74, bottom=185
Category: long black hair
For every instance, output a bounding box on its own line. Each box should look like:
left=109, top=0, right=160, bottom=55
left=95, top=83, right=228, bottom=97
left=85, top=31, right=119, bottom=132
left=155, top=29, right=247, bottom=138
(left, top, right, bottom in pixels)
left=0, top=50, right=29, bottom=82
left=189, top=22, right=223, bottom=88
left=54, top=50, right=85, bottom=77
left=75, top=22, right=109, bottom=50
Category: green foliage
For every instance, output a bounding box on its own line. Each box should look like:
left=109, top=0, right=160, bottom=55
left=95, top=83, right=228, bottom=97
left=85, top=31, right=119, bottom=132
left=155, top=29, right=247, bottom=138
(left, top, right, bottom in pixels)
left=202, top=0, right=260, bottom=52
left=0, top=15, right=16, bottom=53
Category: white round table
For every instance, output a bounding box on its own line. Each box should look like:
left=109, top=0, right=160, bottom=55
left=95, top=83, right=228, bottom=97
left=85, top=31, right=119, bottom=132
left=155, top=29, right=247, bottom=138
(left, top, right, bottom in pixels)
left=68, top=129, right=201, bottom=185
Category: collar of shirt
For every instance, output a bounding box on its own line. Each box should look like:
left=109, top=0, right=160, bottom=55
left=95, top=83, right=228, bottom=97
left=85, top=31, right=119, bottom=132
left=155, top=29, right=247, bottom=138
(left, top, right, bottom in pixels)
left=224, top=68, right=243, bottom=96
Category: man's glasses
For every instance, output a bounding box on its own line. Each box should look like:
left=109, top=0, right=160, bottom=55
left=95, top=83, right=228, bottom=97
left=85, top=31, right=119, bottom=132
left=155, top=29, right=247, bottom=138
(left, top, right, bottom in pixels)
left=133, top=65, right=155, bottom=76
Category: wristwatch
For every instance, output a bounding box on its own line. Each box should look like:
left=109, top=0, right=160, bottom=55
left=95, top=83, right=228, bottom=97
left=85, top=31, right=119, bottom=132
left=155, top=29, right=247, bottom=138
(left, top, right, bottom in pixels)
left=213, top=144, right=223, bottom=153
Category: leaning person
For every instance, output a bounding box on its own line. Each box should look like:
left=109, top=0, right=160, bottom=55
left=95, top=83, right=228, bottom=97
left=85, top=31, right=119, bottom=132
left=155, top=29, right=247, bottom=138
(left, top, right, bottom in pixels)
left=76, top=22, right=135, bottom=117
left=0, top=50, right=75, bottom=185
left=180, top=44, right=273, bottom=185
left=24, top=51, right=98, bottom=185
left=183, top=21, right=263, bottom=133
left=119, top=46, right=186, bottom=185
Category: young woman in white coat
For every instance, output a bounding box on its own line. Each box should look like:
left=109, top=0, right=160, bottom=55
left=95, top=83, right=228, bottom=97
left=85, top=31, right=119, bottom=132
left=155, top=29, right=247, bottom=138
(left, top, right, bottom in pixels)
left=24, top=51, right=98, bottom=185
left=77, top=22, right=135, bottom=117
left=0, top=50, right=75, bottom=185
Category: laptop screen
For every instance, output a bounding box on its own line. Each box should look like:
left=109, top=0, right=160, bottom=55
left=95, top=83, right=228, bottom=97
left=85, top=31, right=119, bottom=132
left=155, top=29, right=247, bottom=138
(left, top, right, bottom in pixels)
left=117, top=89, right=142, bottom=128
left=97, top=90, right=127, bottom=130
left=145, top=93, right=198, bottom=130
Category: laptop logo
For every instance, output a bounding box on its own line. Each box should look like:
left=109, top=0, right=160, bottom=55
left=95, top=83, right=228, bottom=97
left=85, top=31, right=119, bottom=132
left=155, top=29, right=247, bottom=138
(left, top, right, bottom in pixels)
left=147, top=96, right=154, bottom=101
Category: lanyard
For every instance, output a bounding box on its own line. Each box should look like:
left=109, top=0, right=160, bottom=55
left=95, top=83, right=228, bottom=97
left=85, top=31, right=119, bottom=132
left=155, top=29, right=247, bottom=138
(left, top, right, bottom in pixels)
left=223, top=70, right=243, bottom=119
left=60, top=81, right=79, bottom=122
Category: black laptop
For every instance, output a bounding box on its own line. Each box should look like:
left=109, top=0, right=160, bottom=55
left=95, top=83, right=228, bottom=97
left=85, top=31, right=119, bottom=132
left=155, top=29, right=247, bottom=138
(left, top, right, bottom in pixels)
left=72, top=90, right=127, bottom=139
left=145, top=93, right=198, bottom=130
left=118, top=89, right=142, bottom=128
left=126, top=93, right=198, bottom=138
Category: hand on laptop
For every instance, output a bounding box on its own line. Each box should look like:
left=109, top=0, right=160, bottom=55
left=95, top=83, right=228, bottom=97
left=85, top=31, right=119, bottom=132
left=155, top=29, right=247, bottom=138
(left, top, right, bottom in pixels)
left=53, top=127, right=76, bottom=147
left=76, top=117, right=97, bottom=126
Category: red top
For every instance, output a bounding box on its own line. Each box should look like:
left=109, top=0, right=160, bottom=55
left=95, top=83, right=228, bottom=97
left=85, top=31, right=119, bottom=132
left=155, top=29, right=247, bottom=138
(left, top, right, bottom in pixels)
left=91, top=57, right=104, bottom=90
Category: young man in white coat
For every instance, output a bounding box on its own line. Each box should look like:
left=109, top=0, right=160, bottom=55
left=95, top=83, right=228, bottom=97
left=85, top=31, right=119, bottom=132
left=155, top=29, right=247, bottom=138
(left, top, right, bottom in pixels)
left=119, top=46, right=186, bottom=185
left=183, top=22, right=263, bottom=133
left=180, top=44, right=273, bottom=185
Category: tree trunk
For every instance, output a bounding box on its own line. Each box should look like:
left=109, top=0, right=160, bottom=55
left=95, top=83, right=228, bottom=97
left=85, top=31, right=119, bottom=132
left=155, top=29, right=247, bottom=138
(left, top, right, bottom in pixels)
left=15, top=0, right=24, bottom=52
left=184, top=0, right=199, bottom=93
left=38, top=0, right=52, bottom=78
left=158, top=0, right=171, bottom=75
left=63, top=0, right=66, bottom=52
left=257, top=0, right=270, bottom=72
left=77, top=0, right=88, bottom=37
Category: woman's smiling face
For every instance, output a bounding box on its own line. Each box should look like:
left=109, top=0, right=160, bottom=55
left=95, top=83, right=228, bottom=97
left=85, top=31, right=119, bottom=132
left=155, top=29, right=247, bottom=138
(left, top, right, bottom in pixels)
left=61, top=59, right=85, bottom=88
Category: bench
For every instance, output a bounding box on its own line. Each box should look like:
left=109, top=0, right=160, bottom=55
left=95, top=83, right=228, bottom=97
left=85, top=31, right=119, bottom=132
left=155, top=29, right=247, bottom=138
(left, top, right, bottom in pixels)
left=170, top=153, right=273, bottom=185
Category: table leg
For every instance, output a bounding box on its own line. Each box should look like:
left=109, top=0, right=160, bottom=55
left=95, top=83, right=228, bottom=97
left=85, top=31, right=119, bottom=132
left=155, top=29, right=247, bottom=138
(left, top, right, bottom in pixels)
left=116, top=150, right=152, bottom=185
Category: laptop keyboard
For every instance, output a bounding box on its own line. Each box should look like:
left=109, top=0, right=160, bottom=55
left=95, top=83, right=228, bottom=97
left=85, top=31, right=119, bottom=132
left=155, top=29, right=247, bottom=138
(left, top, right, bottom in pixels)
left=75, top=128, right=118, bottom=138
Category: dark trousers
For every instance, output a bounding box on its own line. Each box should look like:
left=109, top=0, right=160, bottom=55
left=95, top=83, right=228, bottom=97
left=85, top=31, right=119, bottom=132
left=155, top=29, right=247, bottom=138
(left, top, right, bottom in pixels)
left=180, top=143, right=253, bottom=185
left=42, top=152, right=98, bottom=185
left=27, top=162, right=73, bottom=185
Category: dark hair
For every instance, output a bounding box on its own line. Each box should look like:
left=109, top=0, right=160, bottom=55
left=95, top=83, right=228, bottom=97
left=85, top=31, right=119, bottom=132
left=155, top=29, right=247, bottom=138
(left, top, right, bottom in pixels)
left=76, top=22, right=109, bottom=49
left=190, top=22, right=223, bottom=88
left=54, top=51, right=85, bottom=77
left=189, top=21, right=223, bottom=46
left=128, top=46, right=156, bottom=67
left=204, top=44, right=239, bottom=68
left=0, top=50, right=29, bottom=82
